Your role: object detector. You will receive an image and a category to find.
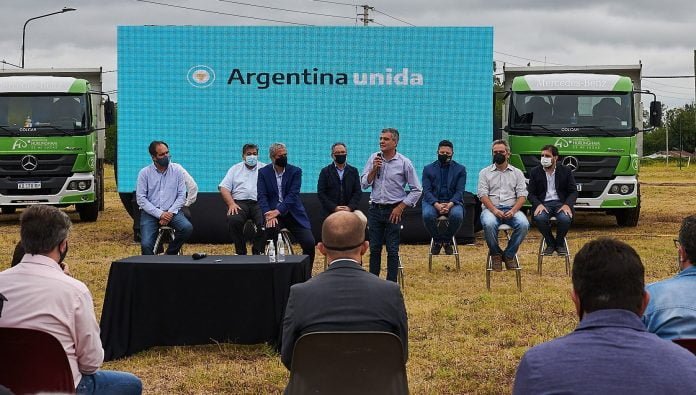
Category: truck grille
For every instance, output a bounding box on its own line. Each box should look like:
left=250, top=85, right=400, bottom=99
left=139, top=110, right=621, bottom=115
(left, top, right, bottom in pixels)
left=0, top=154, right=76, bottom=196
left=520, top=155, right=621, bottom=199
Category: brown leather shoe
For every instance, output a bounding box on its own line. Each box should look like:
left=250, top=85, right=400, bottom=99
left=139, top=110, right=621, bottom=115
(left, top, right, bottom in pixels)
left=503, top=255, right=518, bottom=270
left=490, top=255, right=503, bottom=272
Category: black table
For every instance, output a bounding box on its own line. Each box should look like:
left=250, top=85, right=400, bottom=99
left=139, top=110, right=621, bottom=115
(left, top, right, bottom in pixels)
left=99, top=254, right=311, bottom=361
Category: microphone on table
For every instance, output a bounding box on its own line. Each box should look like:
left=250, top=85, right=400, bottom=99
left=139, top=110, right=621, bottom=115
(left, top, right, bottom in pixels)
left=192, top=252, right=207, bottom=260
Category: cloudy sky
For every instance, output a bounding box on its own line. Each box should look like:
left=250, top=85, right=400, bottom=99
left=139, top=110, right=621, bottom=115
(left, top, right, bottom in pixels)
left=0, top=0, right=694, bottom=108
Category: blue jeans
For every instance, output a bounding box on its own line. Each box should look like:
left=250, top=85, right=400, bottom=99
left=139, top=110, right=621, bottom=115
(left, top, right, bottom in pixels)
left=77, top=370, right=142, bottom=395
left=422, top=203, right=464, bottom=243
left=480, top=206, right=529, bottom=258
left=368, top=205, right=401, bottom=282
left=532, top=200, right=573, bottom=248
left=140, top=210, right=193, bottom=255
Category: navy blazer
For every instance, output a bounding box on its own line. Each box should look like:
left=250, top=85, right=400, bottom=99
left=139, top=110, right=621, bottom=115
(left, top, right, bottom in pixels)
left=421, top=160, right=467, bottom=206
left=257, top=163, right=311, bottom=229
left=527, top=164, right=578, bottom=209
left=317, top=163, right=362, bottom=217
left=280, top=259, right=408, bottom=369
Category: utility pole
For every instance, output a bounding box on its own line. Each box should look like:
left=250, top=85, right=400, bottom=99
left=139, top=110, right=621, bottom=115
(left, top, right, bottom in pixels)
left=359, top=4, right=373, bottom=26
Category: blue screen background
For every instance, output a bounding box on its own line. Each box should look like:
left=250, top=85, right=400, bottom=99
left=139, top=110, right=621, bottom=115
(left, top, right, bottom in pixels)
left=117, top=26, right=493, bottom=193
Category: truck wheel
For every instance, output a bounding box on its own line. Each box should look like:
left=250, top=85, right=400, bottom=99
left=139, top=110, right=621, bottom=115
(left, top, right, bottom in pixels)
left=1, top=207, right=16, bottom=214
left=615, top=205, right=640, bottom=227
left=78, top=202, right=99, bottom=222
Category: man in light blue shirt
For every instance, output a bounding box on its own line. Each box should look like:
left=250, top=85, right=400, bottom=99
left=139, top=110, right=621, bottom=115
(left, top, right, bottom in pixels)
left=136, top=141, right=193, bottom=255
left=643, top=215, right=696, bottom=339
left=361, top=128, right=422, bottom=282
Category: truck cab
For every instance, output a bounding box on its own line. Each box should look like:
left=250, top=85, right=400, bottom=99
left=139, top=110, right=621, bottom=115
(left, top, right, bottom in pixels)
left=502, top=66, right=660, bottom=226
left=0, top=75, right=106, bottom=221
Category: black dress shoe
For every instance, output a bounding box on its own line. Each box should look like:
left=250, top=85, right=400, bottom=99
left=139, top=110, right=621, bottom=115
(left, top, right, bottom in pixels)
left=556, top=245, right=568, bottom=255
left=543, top=245, right=556, bottom=255
left=431, top=242, right=442, bottom=255
left=443, top=243, right=454, bottom=255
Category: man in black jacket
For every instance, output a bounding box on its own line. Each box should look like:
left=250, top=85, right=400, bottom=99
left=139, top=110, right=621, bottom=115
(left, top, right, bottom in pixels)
left=316, top=142, right=363, bottom=221
left=527, top=144, right=577, bottom=255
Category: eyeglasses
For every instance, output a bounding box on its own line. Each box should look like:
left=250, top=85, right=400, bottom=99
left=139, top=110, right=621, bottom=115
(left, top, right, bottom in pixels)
left=674, top=239, right=681, bottom=249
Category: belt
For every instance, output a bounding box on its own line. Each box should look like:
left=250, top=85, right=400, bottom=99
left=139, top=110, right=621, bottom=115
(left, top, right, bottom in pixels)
left=370, top=202, right=399, bottom=209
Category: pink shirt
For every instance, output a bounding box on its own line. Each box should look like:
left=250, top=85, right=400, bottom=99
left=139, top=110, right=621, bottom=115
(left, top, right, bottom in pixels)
left=0, top=254, right=104, bottom=387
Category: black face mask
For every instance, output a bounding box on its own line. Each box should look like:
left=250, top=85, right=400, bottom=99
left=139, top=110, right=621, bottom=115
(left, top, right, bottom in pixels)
left=493, top=153, right=506, bottom=165
left=438, top=154, right=451, bottom=164
left=334, top=154, right=347, bottom=165
left=275, top=155, right=288, bottom=168
left=58, top=242, right=69, bottom=268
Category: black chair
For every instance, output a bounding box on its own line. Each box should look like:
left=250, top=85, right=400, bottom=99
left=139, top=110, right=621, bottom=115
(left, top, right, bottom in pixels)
left=0, top=327, right=75, bottom=394
left=286, top=331, right=409, bottom=395
left=673, top=339, right=696, bottom=355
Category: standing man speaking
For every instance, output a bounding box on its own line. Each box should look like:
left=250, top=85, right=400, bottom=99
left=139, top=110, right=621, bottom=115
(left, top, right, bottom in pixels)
left=361, top=128, right=422, bottom=282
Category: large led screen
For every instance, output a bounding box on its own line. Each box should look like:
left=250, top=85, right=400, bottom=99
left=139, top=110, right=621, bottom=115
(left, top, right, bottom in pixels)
left=117, top=26, right=493, bottom=193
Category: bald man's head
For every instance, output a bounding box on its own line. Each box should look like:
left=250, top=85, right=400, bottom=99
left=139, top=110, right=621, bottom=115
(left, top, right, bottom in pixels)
left=321, top=211, right=366, bottom=253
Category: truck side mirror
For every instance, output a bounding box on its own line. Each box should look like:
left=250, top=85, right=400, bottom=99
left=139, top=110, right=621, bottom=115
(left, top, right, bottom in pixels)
left=104, top=99, right=115, bottom=127
left=649, top=101, right=662, bottom=127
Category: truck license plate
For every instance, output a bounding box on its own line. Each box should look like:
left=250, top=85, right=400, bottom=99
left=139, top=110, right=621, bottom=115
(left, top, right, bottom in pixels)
left=576, top=183, right=582, bottom=192
left=18, top=182, right=41, bottom=190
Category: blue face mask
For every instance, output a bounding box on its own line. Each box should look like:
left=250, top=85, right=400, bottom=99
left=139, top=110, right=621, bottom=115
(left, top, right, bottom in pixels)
left=155, top=155, right=170, bottom=167
left=245, top=155, right=258, bottom=167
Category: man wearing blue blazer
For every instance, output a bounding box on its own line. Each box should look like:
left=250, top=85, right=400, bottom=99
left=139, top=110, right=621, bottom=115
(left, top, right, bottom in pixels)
left=257, top=142, right=316, bottom=270
left=421, top=140, right=467, bottom=255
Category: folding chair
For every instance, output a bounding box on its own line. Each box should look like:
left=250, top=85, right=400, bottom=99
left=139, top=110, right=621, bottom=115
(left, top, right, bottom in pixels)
left=427, top=215, right=461, bottom=272
left=486, top=224, right=522, bottom=292
left=286, top=331, right=408, bottom=395
left=537, top=216, right=571, bottom=276
left=673, top=339, right=696, bottom=355
left=0, top=327, right=74, bottom=394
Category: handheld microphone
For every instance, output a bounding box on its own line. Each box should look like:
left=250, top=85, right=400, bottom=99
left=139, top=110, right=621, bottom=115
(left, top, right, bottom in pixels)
left=192, top=252, right=207, bottom=260
left=376, top=152, right=383, bottom=179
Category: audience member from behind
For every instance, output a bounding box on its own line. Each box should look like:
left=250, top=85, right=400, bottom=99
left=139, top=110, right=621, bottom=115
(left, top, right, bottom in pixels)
left=0, top=205, right=142, bottom=394
left=281, top=211, right=408, bottom=370
left=513, top=238, right=696, bottom=394
left=643, top=215, right=696, bottom=339
left=136, top=140, right=193, bottom=255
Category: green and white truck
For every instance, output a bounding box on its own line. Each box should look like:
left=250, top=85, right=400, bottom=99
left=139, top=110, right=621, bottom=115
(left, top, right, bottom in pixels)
left=0, top=68, right=113, bottom=221
left=502, top=65, right=661, bottom=226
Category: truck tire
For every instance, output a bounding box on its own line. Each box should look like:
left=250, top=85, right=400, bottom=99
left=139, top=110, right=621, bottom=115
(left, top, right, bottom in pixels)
left=615, top=186, right=640, bottom=227
left=78, top=202, right=99, bottom=222
left=1, top=207, right=16, bottom=214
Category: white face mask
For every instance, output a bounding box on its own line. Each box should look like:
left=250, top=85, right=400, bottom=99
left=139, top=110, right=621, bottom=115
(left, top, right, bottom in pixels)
left=540, top=157, right=553, bottom=168
left=245, top=155, right=258, bottom=167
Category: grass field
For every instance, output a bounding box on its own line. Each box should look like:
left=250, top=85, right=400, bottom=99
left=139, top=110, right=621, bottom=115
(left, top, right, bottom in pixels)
left=1, top=162, right=694, bottom=394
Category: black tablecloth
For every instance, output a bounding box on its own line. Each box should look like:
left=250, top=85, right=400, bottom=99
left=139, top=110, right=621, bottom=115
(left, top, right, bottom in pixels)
left=99, top=254, right=311, bottom=361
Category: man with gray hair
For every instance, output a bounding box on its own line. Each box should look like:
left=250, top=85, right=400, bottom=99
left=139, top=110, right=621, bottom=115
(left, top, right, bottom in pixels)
left=361, top=128, right=422, bottom=282
left=281, top=211, right=408, bottom=369
left=0, top=205, right=142, bottom=394
left=257, top=142, right=316, bottom=269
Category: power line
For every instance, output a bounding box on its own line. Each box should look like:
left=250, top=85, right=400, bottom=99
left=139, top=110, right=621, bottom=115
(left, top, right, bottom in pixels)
left=135, top=0, right=313, bottom=26
left=643, top=79, right=694, bottom=90
left=494, top=50, right=564, bottom=66
left=218, top=0, right=354, bottom=20
left=312, top=0, right=356, bottom=6
left=373, top=8, right=416, bottom=27
left=371, top=20, right=386, bottom=27
left=643, top=83, right=694, bottom=97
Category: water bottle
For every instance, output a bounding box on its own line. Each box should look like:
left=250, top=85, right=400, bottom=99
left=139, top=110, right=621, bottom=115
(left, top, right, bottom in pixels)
left=266, top=240, right=276, bottom=263
left=277, top=234, right=286, bottom=262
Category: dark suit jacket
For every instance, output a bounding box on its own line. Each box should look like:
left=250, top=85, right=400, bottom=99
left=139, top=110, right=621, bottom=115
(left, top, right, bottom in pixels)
left=421, top=160, right=467, bottom=206
left=257, top=163, right=311, bottom=229
left=280, top=259, right=408, bottom=369
left=527, top=164, right=578, bottom=209
left=317, top=163, right=362, bottom=217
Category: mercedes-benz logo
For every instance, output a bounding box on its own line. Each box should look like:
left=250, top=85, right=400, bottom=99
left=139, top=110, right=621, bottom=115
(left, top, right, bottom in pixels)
left=562, top=156, right=579, bottom=172
left=20, top=155, right=38, bottom=171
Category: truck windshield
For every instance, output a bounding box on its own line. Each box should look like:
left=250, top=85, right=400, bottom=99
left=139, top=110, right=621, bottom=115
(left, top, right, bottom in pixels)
left=510, top=92, right=633, bottom=133
left=0, top=94, right=89, bottom=135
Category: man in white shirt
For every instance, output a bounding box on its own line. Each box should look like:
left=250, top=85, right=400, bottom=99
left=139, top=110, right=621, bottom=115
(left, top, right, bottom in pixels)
left=0, top=205, right=141, bottom=394
left=219, top=143, right=267, bottom=255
